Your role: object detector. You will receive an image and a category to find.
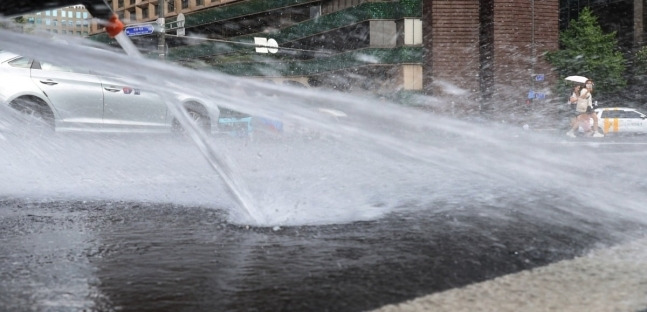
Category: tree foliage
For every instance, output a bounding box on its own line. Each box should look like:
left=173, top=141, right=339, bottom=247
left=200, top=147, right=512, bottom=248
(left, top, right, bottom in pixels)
left=546, top=7, right=626, bottom=93
left=633, top=46, right=647, bottom=76
left=0, top=16, right=25, bottom=31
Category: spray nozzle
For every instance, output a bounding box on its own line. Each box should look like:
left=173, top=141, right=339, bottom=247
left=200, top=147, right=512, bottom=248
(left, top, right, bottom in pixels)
left=105, top=14, right=124, bottom=38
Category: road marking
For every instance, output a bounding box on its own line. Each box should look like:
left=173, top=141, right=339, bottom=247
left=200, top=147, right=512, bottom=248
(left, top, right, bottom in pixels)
left=549, top=141, right=647, bottom=145
left=374, top=238, right=647, bottom=312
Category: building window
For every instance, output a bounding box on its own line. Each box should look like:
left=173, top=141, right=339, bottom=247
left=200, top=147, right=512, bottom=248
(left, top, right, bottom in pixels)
left=310, top=5, right=321, bottom=18
left=196, top=0, right=203, bottom=6
left=76, top=12, right=81, bottom=18
left=68, top=11, right=72, bottom=18
left=168, top=1, right=175, bottom=13
left=181, top=0, right=189, bottom=9
left=52, top=10, right=57, bottom=17
left=370, top=20, right=397, bottom=47
left=83, top=12, right=88, bottom=19
left=61, top=10, right=66, bottom=16
left=403, top=18, right=422, bottom=45
left=402, top=65, right=423, bottom=90
left=45, top=11, right=51, bottom=16
left=118, top=0, right=124, bottom=8
left=142, top=6, right=149, bottom=19
left=130, top=0, right=136, bottom=5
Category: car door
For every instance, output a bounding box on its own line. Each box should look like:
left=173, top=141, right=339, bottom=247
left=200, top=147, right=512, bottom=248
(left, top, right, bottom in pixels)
left=600, top=109, right=617, bottom=134
left=99, top=76, right=168, bottom=132
left=30, top=61, right=104, bottom=130
left=637, top=111, right=647, bottom=133
left=620, top=110, right=647, bottom=133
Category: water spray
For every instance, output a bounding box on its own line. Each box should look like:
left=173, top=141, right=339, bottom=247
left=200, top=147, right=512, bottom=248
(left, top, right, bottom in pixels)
left=0, top=0, right=261, bottom=224
left=100, top=9, right=260, bottom=224
left=104, top=14, right=142, bottom=58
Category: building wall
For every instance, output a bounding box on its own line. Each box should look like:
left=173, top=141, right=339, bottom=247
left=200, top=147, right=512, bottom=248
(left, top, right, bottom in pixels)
left=92, top=0, right=562, bottom=114
left=424, top=0, right=481, bottom=112
left=103, top=0, right=244, bottom=25
left=422, top=0, right=558, bottom=115
left=491, top=0, right=558, bottom=109
left=22, top=6, right=92, bottom=37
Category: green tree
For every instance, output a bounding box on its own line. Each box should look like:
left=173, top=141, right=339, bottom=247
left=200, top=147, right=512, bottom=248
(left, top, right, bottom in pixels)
left=633, top=46, right=647, bottom=78
left=546, top=7, right=626, bottom=93
left=0, top=16, right=26, bottom=31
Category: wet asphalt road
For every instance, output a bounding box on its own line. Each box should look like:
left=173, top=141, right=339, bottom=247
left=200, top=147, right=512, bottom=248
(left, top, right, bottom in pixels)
left=1, top=196, right=645, bottom=312
left=2, top=129, right=647, bottom=311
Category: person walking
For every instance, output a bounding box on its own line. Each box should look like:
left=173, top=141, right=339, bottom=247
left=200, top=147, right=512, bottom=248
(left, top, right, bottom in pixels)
left=566, top=79, right=603, bottom=137
left=565, top=84, right=580, bottom=135
left=566, top=82, right=590, bottom=137
left=584, top=79, right=604, bottom=137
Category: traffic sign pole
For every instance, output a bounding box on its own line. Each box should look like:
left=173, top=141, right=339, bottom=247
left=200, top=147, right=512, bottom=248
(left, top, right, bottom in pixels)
left=158, top=0, right=166, bottom=60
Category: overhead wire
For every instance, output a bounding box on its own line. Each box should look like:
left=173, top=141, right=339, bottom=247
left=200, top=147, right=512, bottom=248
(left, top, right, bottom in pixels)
left=164, top=33, right=334, bottom=55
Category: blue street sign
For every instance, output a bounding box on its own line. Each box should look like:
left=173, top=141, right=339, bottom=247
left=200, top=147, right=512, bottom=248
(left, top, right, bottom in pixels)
left=125, top=24, right=155, bottom=37
left=535, top=74, right=545, bottom=81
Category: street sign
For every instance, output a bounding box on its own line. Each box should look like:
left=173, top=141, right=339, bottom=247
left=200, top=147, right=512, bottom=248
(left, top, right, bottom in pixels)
left=528, top=90, right=546, bottom=100
left=254, top=37, right=279, bottom=53
left=125, top=24, right=155, bottom=37
left=176, top=13, right=185, bottom=37
left=535, top=74, right=545, bottom=81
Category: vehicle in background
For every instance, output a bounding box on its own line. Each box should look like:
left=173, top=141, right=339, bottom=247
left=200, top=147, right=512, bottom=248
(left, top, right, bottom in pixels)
left=217, top=107, right=285, bottom=138
left=594, top=107, right=647, bottom=135
left=217, top=107, right=253, bottom=137
left=0, top=51, right=219, bottom=134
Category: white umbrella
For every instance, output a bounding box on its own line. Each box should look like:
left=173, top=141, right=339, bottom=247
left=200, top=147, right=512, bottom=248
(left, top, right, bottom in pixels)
left=565, top=75, right=589, bottom=83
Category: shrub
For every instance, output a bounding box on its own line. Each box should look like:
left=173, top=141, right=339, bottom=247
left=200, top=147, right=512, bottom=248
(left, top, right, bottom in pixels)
left=545, top=7, right=626, bottom=94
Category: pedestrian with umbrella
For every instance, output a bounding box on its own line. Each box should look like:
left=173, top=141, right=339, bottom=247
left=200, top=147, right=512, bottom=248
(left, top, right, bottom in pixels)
left=564, top=76, right=603, bottom=137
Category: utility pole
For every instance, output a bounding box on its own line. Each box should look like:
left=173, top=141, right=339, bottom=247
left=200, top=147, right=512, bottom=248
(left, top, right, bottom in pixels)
left=158, top=0, right=166, bottom=60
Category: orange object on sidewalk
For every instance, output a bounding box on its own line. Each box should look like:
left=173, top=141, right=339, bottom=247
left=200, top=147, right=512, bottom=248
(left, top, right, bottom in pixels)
left=105, top=14, right=124, bottom=38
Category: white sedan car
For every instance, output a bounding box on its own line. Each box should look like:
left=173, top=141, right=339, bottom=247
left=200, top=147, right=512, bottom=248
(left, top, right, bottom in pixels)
left=0, top=51, right=219, bottom=133
left=594, top=107, right=647, bottom=135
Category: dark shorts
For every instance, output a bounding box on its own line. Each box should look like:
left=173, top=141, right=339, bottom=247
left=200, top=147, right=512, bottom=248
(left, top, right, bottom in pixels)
left=586, top=106, right=594, bottom=113
left=569, top=104, right=579, bottom=117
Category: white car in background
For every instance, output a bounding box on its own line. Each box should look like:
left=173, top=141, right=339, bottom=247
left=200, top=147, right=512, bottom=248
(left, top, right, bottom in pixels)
left=0, top=51, right=219, bottom=134
left=594, top=107, right=647, bottom=135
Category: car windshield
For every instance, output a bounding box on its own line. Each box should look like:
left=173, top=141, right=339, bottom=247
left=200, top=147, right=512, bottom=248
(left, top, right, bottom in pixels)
left=1, top=2, right=647, bottom=312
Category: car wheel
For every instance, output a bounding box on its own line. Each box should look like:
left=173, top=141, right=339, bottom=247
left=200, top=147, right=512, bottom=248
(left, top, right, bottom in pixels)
left=9, top=96, right=55, bottom=131
left=172, top=102, right=210, bottom=134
